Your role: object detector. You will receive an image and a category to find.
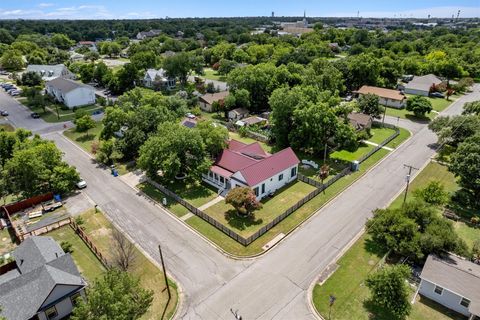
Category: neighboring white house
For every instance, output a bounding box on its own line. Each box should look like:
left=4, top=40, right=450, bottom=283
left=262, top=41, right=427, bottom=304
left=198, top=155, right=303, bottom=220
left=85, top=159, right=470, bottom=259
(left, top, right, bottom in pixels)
left=26, top=64, right=75, bottom=81
left=417, top=253, right=480, bottom=319
left=228, top=107, right=249, bottom=121
left=404, top=74, right=443, bottom=96
left=354, top=85, right=407, bottom=109
left=0, top=236, right=86, bottom=320
left=198, top=91, right=229, bottom=112
left=143, top=69, right=176, bottom=90
left=46, top=77, right=96, bottom=108
left=203, top=139, right=299, bottom=200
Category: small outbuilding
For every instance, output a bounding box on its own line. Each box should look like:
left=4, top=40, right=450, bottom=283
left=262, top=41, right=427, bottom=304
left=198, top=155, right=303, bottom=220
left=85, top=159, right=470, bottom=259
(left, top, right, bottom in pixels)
left=347, top=112, right=373, bottom=131
left=228, top=107, right=249, bottom=121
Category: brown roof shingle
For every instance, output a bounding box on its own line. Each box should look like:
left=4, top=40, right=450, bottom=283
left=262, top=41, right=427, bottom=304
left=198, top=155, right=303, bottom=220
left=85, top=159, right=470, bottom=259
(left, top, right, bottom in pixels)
left=355, top=85, right=406, bottom=101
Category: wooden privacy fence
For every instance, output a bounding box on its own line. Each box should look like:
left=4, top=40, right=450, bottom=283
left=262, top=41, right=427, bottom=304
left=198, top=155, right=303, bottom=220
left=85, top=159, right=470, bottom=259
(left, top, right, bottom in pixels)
left=70, top=220, right=109, bottom=267
left=150, top=125, right=399, bottom=246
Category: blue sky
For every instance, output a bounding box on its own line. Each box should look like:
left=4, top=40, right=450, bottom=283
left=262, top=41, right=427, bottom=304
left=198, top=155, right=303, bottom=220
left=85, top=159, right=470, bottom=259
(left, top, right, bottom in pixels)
left=0, top=0, right=479, bottom=19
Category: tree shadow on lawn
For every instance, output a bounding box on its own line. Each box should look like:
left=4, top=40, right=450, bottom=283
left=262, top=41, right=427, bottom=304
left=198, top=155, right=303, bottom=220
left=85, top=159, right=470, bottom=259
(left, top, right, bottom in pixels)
left=405, top=114, right=431, bottom=123
left=363, top=299, right=402, bottom=320
left=364, top=237, right=388, bottom=258
left=165, top=180, right=216, bottom=202
left=75, top=133, right=95, bottom=143
left=224, top=209, right=263, bottom=231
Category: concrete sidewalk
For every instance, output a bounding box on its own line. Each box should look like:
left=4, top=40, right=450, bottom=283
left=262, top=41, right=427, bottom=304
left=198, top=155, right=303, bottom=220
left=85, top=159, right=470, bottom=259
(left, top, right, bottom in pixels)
left=119, top=169, right=146, bottom=188
left=198, top=195, right=224, bottom=211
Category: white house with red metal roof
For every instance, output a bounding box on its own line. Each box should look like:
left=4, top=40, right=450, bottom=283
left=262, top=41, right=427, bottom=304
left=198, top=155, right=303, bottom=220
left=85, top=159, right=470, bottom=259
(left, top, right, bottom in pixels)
left=202, top=140, right=300, bottom=200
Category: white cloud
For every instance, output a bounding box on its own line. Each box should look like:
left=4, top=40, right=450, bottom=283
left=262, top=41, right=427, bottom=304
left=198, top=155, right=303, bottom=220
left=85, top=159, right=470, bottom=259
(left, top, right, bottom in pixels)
left=326, top=6, right=480, bottom=18
left=0, top=4, right=114, bottom=19
left=38, top=3, right=54, bottom=8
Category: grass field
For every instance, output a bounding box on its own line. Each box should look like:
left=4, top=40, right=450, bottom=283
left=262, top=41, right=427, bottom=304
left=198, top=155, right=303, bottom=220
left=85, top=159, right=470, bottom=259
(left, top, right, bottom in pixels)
left=0, top=228, right=17, bottom=256
left=25, top=101, right=103, bottom=123
left=63, top=122, right=103, bottom=153
left=312, top=235, right=467, bottom=320
left=0, top=123, right=14, bottom=132
left=48, top=226, right=106, bottom=283
left=368, top=127, right=396, bottom=144
left=384, top=94, right=459, bottom=121
left=197, top=68, right=226, bottom=81
left=205, top=181, right=316, bottom=237
left=312, top=161, right=477, bottom=320
left=74, top=209, right=179, bottom=320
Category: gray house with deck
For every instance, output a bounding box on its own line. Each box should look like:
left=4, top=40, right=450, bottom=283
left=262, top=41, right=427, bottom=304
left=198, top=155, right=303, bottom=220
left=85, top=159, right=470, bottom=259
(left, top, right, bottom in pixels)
left=0, top=236, right=86, bottom=320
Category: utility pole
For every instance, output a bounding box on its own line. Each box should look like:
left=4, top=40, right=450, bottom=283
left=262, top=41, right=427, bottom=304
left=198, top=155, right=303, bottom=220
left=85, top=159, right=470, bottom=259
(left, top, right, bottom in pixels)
left=158, top=245, right=171, bottom=301
left=403, top=164, right=419, bottom=205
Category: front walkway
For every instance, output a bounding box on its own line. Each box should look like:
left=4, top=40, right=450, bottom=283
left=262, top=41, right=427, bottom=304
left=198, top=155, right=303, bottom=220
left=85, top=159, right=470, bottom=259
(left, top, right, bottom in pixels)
left=198, top=195, right=225, bottom=211
left=363, top=140, right=394, bottom=151
left=119, top=169, right=146, bottom=188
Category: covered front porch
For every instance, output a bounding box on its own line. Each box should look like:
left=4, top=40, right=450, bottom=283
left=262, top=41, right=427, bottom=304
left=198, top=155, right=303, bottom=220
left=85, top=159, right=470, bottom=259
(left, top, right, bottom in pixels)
left=202, top=165, right=232, bottom=191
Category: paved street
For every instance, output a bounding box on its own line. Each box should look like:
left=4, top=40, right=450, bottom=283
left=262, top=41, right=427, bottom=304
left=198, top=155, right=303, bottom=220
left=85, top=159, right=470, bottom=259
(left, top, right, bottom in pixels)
left=4, top=83, right=479, bottom=319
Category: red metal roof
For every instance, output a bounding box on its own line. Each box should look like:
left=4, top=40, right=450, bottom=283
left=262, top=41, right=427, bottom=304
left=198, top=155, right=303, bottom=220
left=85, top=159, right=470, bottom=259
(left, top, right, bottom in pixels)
left=213, top=140, right=299, bottom=186
left=239, top=147, right=299, bottom=186
left=210, top=165, right=233, bottom=178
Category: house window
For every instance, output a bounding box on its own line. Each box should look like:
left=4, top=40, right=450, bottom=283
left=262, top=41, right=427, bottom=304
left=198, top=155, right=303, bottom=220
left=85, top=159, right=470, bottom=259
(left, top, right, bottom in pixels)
left=291, top=167, right=297, bottom=178
left=460, top=298, right=470, bottom=308
left=261, top=183, right=265, bottom=194
left=214, top=173, right=218, bottom=180
left=254, top=187, right=259, bottom=197
left=279, top=174, right=284, bottom=181
left=434, top=286, right=443, bottom=295
left=45, top=306, right=58, bottom=320
left=220, top=176, right=225, bottom=184
left=70, top=292, right=82, bottom=307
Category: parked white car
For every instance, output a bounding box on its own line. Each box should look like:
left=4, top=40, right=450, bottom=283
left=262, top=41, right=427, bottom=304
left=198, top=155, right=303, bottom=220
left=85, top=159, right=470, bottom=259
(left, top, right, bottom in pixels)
left=76, top=179, right=87, bottom=189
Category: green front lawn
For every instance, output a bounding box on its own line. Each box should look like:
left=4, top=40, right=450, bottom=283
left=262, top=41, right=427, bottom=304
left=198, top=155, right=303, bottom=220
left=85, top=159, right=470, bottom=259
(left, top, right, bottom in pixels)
left=63, top=122, right=103, bottom=153
left=138, top=183, right=189, bottom=217
left=204, top=181, right=316, bottom=237
left=162, top=180, right=218, bottom=208
left=330, top=143, right=375, bottom=163
left=196, top=68, right=226, bottom=81
left=384, top=94, right=459, bottom=121
left=76, top=209, right=179, bottom=320
left=48, top=226, right=106, bottom=283
left=385, top=127, right=411, bottom=149
left=312, top=235, right=466, bottom=320
left=368, top=127, right=396, bottom=144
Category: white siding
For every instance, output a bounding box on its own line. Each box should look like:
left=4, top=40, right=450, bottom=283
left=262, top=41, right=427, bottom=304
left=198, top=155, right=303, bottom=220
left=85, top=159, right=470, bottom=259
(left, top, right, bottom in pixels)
left=378, top=97, right=406, bottom=109
left=418, top=279, right=471, bottom=316
left=405, top=88, right=429, bottom=97
left=64, top=87, right=96, bottom=108
left=251, top=164, right=298, bottom=200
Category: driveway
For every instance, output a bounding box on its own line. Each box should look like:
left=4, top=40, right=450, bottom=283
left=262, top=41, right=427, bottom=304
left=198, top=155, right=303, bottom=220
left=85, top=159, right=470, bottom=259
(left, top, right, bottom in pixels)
left=24, top=84, right=480, bottom=319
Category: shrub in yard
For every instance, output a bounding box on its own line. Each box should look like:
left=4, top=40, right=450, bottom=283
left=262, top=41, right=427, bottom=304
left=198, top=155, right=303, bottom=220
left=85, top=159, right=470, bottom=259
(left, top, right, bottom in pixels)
left=406, top=96, right=432, bottom=117
left=366, top=264, right=412, bottom=319
left=471, top=216, right=480, bottom=225
left=60, top=241, right=74, bottom=254
left=413, top=180, right=449, bottom=206
left=75, top=216, right=85, bottom=226
left=225, top=187, right=262, bottom=217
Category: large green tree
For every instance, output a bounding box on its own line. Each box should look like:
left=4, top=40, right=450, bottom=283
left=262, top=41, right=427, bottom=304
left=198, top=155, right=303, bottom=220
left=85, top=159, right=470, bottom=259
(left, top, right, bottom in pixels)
left=138, top=122, right=211, bottom=181
left=195, top=120, right=228, bottom=157
left=449, top=133, right=480, bottom=207
left=72, top=269, right=153, bottom=320
left=1, top=50, right=24, bottom=71
left=358, top=93, right=382, bottom=118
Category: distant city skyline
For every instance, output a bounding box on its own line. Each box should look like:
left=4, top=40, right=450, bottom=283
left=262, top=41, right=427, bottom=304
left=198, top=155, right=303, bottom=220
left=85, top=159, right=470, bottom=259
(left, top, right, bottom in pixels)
left=0, top=1, right=479, bottom=19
